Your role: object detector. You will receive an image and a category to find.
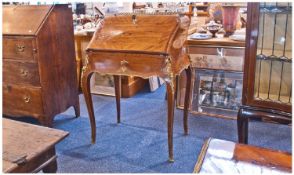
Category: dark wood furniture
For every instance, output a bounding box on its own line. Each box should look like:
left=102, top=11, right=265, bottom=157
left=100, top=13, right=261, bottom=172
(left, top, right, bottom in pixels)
left=177, top=37, right=245, bottom=119
left=74, top=32, right=147, bottom=97
left=3, top=118, right=69, bottom=173
left=3, top=5, right=80, bottom=127
left=238, top=3, right=292, bottom=143
left=81, top=14, right=192, bottom=162
left=194, top=138, right=292, bottom=173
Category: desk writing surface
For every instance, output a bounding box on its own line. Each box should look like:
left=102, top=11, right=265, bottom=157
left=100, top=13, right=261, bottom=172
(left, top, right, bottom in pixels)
left=2, top=118, right=69, bottom=173
left=87, top=15, right=180, bottom=54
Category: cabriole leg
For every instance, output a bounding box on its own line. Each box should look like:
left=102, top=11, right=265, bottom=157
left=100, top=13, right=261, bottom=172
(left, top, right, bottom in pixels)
left=81, top=70, right=96, bottom=143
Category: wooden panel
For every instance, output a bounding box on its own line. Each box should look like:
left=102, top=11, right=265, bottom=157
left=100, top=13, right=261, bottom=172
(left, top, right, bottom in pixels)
left=188, top=46, right=245, bottom=57
left=234, top=143, right=292, bottom=172
left=3, top=60, right=40, bottom=86
left=47, top=5, right=79, bottom=113
left=187, top=37, right=245, bottom=47
left=2, top=118, right=68, bottom=173
left=2, top=5, right=52, bottom=36
left=3, top=37, right=37, bottom=61
left=189, top=47, right=245, bottom=72
left=87, top=15, right=179, bottom=54
left=3, top=84, right=44, bottom=117
left=36, top=4, right=79, bottom=118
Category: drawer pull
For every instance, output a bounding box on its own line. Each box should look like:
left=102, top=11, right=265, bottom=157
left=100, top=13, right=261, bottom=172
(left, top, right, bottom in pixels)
left=120, top=60, right=129, bottom=72
left=217, top=48, right=224, bottom=58
left=16, top=45, right=25, bottom=52
left=23, top=96, right=31, bottom=103
left=20, top=69, right=29, bottom=77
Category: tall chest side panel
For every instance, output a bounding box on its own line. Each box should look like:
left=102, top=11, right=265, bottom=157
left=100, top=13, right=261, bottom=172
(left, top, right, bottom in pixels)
left=36, top=5, right=78, bottom=116
left=52, top=5, right=78, bottom=111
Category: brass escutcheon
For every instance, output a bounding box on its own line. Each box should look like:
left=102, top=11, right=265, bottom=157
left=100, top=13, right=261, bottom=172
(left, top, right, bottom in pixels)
left=120, top=60, right=129, bottom=72
left=16, top=45, right=25, bottom=52
left=20, top=69, right=28, bottom=77
left=23, top=95, right=30, bottom=103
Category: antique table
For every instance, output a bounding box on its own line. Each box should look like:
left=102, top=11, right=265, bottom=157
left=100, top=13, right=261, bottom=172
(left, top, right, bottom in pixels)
left=81, top=14, right=192, bottom=161
left=177, top=36, right=245, bottom=119
left=194, top=138, right=292, bottom=173
left=2, top=118, right=68, bottom=173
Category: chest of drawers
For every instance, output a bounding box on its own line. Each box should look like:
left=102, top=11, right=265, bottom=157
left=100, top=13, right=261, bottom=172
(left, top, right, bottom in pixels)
left=3, top=5, right=79, bottom=127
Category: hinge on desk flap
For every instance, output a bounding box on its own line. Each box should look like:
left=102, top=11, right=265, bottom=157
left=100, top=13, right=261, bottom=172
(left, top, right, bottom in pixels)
left=3, top=152, right=28, bottom=165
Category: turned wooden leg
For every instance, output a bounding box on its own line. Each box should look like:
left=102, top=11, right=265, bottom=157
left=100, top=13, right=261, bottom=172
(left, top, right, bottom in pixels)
left=166, top=77, right=176, bottom=162
left=42, top=148, right=57, bottom=173
left=81, top=71, right=96, bottom=143
left=237, top=108, right=249, bottom=144
left=73, top=99, right=80, bottom=118
left=114, top=75, right=121, bottom=123
left=183, top=66, right=192, bottom=135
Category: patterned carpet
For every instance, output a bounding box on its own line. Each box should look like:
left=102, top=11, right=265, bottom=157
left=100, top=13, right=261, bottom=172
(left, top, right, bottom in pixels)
left=8, top=85, right=292, bottom=173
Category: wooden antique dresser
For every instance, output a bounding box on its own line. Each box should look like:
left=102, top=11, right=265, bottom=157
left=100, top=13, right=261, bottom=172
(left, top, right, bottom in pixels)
left=3, top=5, right=80, bottom=127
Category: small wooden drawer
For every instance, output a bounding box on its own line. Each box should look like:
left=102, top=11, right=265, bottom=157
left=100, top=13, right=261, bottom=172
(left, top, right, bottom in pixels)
left=3, top=37, right=37, bottom=62
left=188, top=46, right=245, bottom=72
left=88, top=52, right=166, bottom=78
left=3, top=60, right=40, bottom=86
left=3, top=84, right=44, bottom=116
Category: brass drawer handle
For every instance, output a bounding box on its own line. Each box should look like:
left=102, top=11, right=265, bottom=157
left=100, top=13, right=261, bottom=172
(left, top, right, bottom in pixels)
left=20, top=69, right=28, bottom=77
left=23, top=95, right=31, bottom=103
left=16, top=45, right=25, bottom=52
left=217, top=48, right=224, bottom=58
left=120, top=60, right=129, bottom=72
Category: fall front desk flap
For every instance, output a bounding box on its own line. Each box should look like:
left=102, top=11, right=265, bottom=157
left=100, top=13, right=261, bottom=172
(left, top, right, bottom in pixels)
left=3, top=5, right=53, bottom=36
left=86, top=15, right=190, bottom=56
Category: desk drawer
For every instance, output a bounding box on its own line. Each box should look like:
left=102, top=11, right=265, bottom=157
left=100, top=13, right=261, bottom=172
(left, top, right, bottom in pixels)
left=188, top=46, right=245, bottom=72
left=3, top=60, right=40, bottom=86
left=3, top=84, right=44, bottom=116
left=87, top=52, right=166, bottom=78
left=3, top=37, right=37, bottom=62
